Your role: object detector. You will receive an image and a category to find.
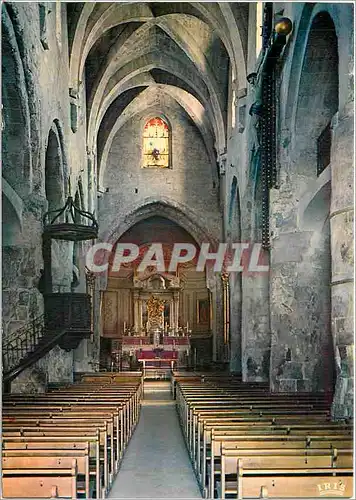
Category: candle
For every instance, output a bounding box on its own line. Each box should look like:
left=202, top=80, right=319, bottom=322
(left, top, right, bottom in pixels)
left=124, top=321, right=126, bottom=332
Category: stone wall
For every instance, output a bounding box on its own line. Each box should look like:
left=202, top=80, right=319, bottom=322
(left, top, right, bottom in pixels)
left=223, top=2, right=354, bottom=397
left=99, top=91, right=221, bottom=244
left=223, top=7, right=271, bottom=380
left=268, top=3, right=354, bottom=397
left=2, top=3, right=99, bottom=386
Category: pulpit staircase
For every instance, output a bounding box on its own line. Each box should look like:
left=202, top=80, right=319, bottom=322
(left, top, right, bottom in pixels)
left=2, top=315, right=67, bottom=383
left=2, top=293, right=92, bottom=384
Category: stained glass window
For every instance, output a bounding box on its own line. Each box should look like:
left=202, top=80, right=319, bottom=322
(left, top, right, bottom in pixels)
left=142, top=117, right=170, bottom=168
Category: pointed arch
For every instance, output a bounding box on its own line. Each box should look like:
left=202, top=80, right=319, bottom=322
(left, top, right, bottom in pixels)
left=2, top=5, right=32, bottom=196
left=45, top=121, right=68, bottom=212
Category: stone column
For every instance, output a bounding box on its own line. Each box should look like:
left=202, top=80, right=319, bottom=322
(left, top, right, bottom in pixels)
left=208, top=273, right=224, bottom=362
left=229, top=271, right=242, bottom=374
left=169, top=300, right=174, bottom=328
left=138, top=299, right=142, bottom=332
left=242, top=260, right=270, bottom=383
left=330, top=105, right=354, bottom=420
left=173, top=292, right=179, bottom=330
left=221, top=272, right=230, bottom=361
left=133, top=291, right=140, bottom=332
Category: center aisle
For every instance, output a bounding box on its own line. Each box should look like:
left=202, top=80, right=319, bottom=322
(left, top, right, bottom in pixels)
left=108, top=381, right=202, bottom=499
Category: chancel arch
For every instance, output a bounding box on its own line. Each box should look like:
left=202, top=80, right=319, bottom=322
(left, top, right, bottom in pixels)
left=100, top=216, right=213, bottom=370
left=1, top=4, right=354, bottom=496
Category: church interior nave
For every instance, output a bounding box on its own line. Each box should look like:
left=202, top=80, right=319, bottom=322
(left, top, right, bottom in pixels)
left=1, top=1, right=354, bottom=498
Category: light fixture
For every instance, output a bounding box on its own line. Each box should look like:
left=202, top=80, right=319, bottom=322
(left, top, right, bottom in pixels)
left=43, top=196, right=98, bottom=241
left=247, top=72, right=258, bottom=85
left=274, top=17, right=293, bottom=36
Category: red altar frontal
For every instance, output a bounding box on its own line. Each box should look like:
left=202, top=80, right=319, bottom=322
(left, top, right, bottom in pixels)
left=121, top=334, right=190, bottom=377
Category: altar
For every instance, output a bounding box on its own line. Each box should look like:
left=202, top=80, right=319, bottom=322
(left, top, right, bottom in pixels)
left=119, top=271, right=191, bottom=377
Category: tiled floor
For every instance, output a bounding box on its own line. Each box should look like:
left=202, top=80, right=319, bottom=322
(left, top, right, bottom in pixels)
left=108, top=381, right=202, bottom=499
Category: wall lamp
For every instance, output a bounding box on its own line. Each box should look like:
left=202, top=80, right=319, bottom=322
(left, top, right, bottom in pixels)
left=274, top=17, right=293, bottom=36
left=264, top=17, right=293, bottom=71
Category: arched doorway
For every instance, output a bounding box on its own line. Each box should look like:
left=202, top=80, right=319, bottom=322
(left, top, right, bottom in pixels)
left=44, top=123, right=72, bottom=293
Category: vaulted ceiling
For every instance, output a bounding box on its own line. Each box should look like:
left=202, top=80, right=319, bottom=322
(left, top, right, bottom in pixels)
left=66, top=2, right=249, bottom=179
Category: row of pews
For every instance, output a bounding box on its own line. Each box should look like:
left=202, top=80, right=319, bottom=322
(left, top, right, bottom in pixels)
left=174, top=373, right=354, bottom=499
left=2, top=372, right=143, bottom=498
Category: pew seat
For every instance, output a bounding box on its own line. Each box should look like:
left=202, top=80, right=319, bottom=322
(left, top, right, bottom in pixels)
left=2, top=464, right=77, bottom=498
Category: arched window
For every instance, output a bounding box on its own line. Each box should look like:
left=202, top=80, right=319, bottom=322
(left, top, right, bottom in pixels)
left=142, top=117, right=170, bottom=168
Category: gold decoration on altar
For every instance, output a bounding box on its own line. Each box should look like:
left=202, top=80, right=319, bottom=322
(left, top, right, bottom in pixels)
left=146, top=295, right=165, bottom=330
left=146, top=296, right=165, bottom=320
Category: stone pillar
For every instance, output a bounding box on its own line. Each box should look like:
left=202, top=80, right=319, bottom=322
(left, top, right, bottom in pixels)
left=330, top=105, right=354, bottom=419
left=169, top=300, right=174, bottom=328
left=207, top=274, right=217, bottom=361
left=138, top=299, right=142, bottom=332
left=229, top=271, right=242, bottom=374
left=133, top=291, right=140, bottom=332
left=208, top=273, right=224, bottom=362
left=221, top=272, right=230, bottom=361
left=87, top=150, right=94, bottom=214
left=173, top=291, right=179, bottom=330
left=242, top=260, right=270, bottom=383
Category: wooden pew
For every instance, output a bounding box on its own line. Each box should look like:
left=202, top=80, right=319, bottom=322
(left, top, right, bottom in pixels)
left=3, top=397, right=131, bottom=440
left=188, top=405, right=331, bottom=461
left=2, top=424, right=113, bottom=493
left=230, top=462, right=353, bottom=499
left=4, top=401, right=129, bottom=452
left=200, top=423, right=352, bottom=490
left=2, top=462, right=77, bottom=498
left=3, top=395, right=135, bottom=462
left=208, top=433, right=353, bottom=498
left=174, top=377, right=352, bottom=500
left=2, top=373, right=143, bottom=499
left=2, top=434, right=103, bottom=498
left=3, top=409, right=123, bottom=467
left=2, top=417, right=116, bottom=484
left=3, top=453, right=90, bottom=498
left=220, top=449, right=354, bottom=499
left=198, top=418, right=352, bottom=475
